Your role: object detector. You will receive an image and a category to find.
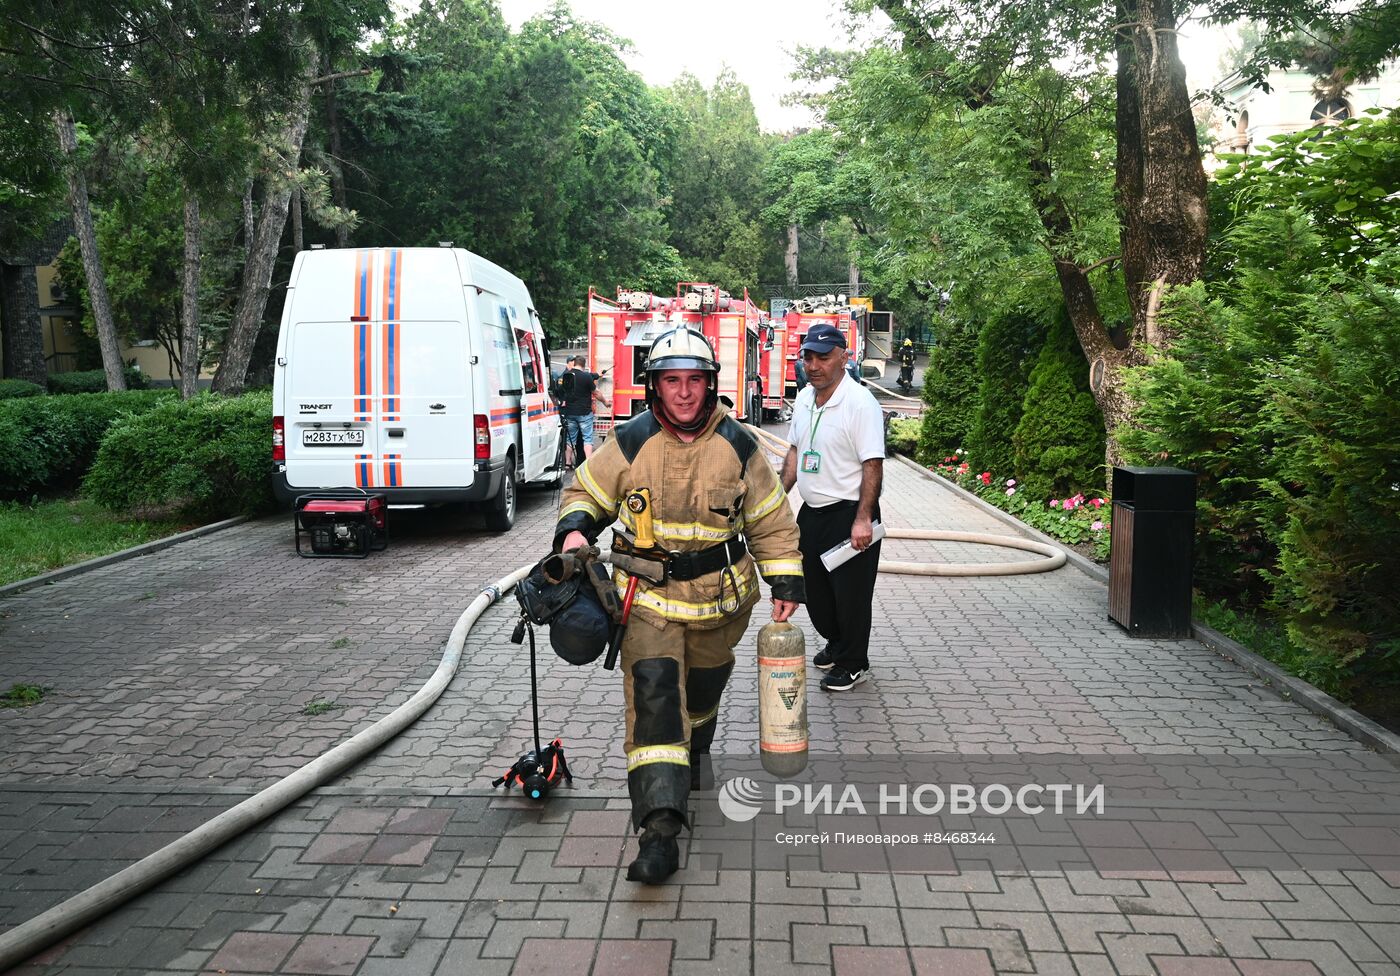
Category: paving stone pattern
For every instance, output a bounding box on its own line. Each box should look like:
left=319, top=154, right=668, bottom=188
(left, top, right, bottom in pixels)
left=2, top=439, right=1397, bottom=975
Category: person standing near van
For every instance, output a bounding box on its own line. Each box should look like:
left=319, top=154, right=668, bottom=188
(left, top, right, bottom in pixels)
left=559, top=355, right=607, bottom=463
left=780, top=322, right=885, bottom=692
left=555, top=328, right=804, bottom=885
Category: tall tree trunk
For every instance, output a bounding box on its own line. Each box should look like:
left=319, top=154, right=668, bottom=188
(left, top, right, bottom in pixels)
left=1116, top=0, right=1208, bottom=349
left=0, top=265, right=48, bottom=385
left=213, top=68, right=315, bottom=395
left=180, top=190, right=201, bottom=399
left=784, top=223, right=799, bottom=290
left=326, top=76, right=349, bottom=249
left=848, top=258, right=859, bottom=297
left=53, top=110, right=125, bottom=391
left=291, top=187, right=304, bottom=253
left=242, top=179, right=255, bottom=267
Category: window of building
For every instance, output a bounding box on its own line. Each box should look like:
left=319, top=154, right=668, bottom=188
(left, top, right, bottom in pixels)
left=1310, top=98, right=1351, bottom=124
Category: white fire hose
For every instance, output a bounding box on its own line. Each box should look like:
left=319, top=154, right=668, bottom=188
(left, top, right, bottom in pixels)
left=0, top=565, right=533, bottom=972
left=0, top=426, right=1067, bottom=969
left=749, top=426, right=1066, bottom=576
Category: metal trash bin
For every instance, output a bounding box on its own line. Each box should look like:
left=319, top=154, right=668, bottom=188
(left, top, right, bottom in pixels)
left=1107, top=466, right=1195, bottom=638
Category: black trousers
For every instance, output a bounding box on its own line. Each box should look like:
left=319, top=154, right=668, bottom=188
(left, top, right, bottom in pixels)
left=797, top=500, right=881, bottom=672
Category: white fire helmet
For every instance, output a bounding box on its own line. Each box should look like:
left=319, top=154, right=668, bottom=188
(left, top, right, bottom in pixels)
left=643, top=327, right=720, bottom=425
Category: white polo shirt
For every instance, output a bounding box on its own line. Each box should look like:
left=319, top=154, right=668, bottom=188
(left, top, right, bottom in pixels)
left=787, top=373, right=885, bottom=508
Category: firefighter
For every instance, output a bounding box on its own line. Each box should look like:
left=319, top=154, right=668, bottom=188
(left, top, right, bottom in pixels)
left=897, top=337, right=917, bottom=390
left=555, top=327, right=804, bottom=884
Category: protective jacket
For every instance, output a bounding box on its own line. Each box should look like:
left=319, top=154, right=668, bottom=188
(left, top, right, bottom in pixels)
left=899, top=346, right=916, bottom=367
left=555, top=405, right=804, bottom=627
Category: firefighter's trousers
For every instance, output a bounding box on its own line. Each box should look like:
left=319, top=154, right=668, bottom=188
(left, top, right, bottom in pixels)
left=621, top=608, right=752, bottom=830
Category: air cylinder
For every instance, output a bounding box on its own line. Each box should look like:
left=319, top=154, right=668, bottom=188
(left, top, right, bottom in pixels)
left=757, top=622, right=808, bottom=777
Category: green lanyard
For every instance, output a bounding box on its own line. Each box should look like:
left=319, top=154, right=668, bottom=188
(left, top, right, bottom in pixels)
left=808, top=407, right=826, bottom=450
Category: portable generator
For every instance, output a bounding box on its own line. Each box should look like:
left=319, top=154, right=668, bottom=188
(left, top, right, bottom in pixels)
left=294, top=492, right=388, bottom=558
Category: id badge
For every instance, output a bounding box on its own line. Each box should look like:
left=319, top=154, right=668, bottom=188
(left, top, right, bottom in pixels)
left=801, top=450, right=822, bottom=474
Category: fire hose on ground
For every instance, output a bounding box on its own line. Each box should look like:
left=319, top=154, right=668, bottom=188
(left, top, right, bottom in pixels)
left=0, top=429, right=1067, bottom=970
left=0, top=566, right=534, bottom=972
left=749, top=425, right=1065, bottom=576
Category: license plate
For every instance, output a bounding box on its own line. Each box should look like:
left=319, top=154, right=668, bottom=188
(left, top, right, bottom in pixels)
left=302, top=429, right=365, bottom=447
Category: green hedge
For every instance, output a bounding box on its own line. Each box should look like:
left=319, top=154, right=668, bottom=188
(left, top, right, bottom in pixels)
left=917, top=317, right=979, bottom=462
left=0, top=390, right=173, bottom=497
left=48, top=367, right=150, bottom=395
left=965, top=308, right=1044, bottom=477
left=0, top=379, right=45, bottom=400
left=85, top=392, right=274, bottom=519
left=1012, top=311, right=1104, bottom=500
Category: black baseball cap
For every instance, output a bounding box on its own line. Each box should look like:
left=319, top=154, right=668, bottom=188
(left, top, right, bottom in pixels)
left=799, top=323, right=847, bottom=353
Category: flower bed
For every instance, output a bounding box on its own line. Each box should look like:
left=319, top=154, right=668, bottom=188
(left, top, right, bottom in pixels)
left=930, top=451, right=1111, bottom=561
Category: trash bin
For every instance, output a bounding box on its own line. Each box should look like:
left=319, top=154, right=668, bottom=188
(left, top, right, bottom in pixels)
left=1107, top=466, right=1195, bottom=638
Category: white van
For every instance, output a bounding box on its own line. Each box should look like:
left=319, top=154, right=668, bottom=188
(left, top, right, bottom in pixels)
left=271, top=245, right=562, bottom=530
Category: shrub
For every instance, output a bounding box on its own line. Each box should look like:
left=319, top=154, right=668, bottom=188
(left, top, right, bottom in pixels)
left=0, top=379, right=45, bottom=400
left=1121, top=207, right=1400, bottom=703
left=85, top=391, right=274, bottom=519
left=917, top=317, right=980, bottom=463
left=1012, top=311, right=1104, bottom=500
left=965, top=307, right=1044, bottom=477
left=885, top=416, right=920, bottom=456
left=48, top=367, right=150, bottom=395
left=0, top=390, right=173, bottom=497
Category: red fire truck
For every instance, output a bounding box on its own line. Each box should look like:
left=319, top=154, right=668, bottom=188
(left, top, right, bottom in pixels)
left=587, top=282, right=766, bottom=435
left=779, top=296, right=868, bottom=399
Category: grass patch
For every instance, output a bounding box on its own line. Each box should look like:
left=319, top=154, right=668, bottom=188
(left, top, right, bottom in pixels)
left=0, top=496, right=185, bottom=587
left=302, top=698, right=342, bottom=716
left=1, top=683, right=49, bottom=708
left=331, top=637, right=351, bottom=649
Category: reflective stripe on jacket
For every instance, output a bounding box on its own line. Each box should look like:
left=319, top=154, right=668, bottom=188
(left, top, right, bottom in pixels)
left=556, top=405, right=804, bottom=628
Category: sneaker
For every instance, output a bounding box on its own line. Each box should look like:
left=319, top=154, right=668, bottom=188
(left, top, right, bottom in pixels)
left=812, top=643, right=839, bottom=671
left=821, top=666, right=868, bottom=692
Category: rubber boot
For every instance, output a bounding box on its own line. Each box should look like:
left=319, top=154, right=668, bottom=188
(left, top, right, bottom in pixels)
left=626, top=809, right=682, bottom=884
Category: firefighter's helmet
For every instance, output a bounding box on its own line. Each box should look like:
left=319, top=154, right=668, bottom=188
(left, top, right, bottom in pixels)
left=643, top=327, right=720, bottom=428
left=903, top=338, right=914, bottom=347
left=644, top=327, right=720, bottom=375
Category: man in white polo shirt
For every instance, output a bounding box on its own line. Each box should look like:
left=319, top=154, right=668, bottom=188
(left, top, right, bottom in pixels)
left=780, top=322, right=885, bottom=691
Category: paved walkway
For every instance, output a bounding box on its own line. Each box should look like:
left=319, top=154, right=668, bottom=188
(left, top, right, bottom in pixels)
left=2, top=439, right=1397, bottom=976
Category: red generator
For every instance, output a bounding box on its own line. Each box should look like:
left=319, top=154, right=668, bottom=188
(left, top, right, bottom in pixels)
left=294, top=492, right=388, bottom=558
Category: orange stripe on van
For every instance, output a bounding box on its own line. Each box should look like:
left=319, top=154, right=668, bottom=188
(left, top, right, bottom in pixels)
left=382, top=453, right=403, bottom=488
left=353, top=251, right=375, bottom=421
left=355, top=453, right=375, bottom=488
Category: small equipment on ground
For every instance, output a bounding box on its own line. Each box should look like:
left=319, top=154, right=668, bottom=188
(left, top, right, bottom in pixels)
left=293, top=490, right=388, bottom=557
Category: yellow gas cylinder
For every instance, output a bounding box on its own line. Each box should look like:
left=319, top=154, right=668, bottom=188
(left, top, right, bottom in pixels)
left=757, top=622, right=808, bottom=777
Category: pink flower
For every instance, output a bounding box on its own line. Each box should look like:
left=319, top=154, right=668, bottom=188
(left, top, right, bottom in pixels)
left=1091, top=520, right=1105, bottom=531
left=1091, top=498, right=1105, bottom=508
left=1006, top=478, right=1016, bottom=487
left=1050, top=499, right=1060, bottom=508
left=1006, top=487, right=1016, bottom=497
left=980, top=472, right=992, bottom=485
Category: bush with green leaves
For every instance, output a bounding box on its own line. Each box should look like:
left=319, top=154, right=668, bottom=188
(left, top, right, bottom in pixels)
left=0, top=379, right=45, bottom=400
left=885, top=416, right=920, bottom=456
left=1121, top=207, right=1400, bottom=704
left=965, top=307, right=1044, bottom=477
left=0, top=390, right=173, bottom=497
left=1012, top=311, right=1104, bottom=500
left=917, top=317, right=979, bottom=463
left=85, top=392, right=274, bottom=519
left=48, top=367, right=150, bottom=395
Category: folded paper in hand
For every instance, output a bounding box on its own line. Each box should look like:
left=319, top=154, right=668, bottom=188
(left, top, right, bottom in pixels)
left=820, top=520, right=886, bottom=572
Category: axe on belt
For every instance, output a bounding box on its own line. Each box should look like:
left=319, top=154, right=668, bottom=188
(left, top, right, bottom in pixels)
left=605, top=487, right=658, bottom=671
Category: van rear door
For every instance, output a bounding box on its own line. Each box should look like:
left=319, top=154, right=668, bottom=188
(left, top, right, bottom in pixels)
left=284, top=317, right=378, bottom=490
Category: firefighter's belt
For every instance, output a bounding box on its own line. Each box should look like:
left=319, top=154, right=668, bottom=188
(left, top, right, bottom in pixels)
left=612, top=535, right=747, bottom=584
